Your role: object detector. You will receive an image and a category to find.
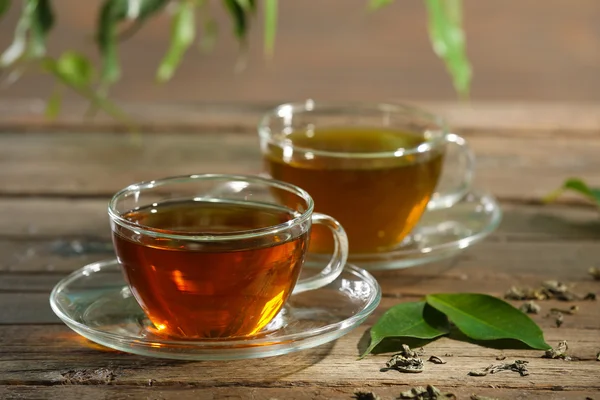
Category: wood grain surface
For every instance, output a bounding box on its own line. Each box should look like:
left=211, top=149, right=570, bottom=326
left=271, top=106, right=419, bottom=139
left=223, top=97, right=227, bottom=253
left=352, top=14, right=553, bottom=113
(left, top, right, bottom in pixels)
left=0, top=102, right=599, bottom=399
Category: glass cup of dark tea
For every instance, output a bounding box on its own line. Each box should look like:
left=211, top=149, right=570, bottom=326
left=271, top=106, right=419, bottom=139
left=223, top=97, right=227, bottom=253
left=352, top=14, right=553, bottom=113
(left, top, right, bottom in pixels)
left=108, top=174, right=348, bottom=339
left=258, top=101, right=474, bottom=255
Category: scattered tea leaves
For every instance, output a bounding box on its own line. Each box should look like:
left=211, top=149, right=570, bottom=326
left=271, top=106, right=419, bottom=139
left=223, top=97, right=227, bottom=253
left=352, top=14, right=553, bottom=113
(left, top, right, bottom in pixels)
left=399, top=385, right=456, bottom=399
left=505, top=286, right=548, bottom=301
left=542, top=280, right=576, bottom=301
left=590, top=267, right=600, bottom=281
left=353, top=391, right=381, bottom=400
left=426, top=293, right=551, bottom=350
left=543, top=341, right=571, bottom=360
left=544, top=178, right=600, bottom=208
left=506, top=280, right=589, bottom=302
left=468, top=360, right=529, bottom=377
left=519, top=301, right=541, bottom=314
left=361, top=301, right=449, bottom=358
left=550, top=305, right=578, bottom=315
left=385, top=344, right=424, bottom=373
left=428, top=355, right=446, bottom=364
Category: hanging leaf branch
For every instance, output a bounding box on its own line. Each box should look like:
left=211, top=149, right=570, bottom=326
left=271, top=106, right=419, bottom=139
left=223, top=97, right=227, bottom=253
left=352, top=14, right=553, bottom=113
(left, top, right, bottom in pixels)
left=0, top=0, right=471, bottom=119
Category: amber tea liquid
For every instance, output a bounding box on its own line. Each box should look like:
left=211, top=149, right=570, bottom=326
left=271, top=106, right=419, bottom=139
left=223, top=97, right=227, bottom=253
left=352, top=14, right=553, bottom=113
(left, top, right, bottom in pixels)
left=112, top=199, right=309, bottom=339
left=265, top=128, right=444, bottom=253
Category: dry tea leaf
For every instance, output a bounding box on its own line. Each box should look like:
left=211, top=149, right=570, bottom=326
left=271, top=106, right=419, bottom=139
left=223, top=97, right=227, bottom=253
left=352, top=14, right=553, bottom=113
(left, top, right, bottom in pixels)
left=589, top=267, right=600, bottom=280
left=554, top=312, right=564, bottom=328
left=542, top=340, right=571, bottom=360
left=519, top=301, right=541, bottom=314
left=468, top=360, right=529, bottom=377
left=550, top=305, right=578, bottom=315
left=399, top=385, right=456, bottom=399
left=471, top=396, right=499, bottom=400
left=496, top=355, right=506, bottom=361
left=505, top=286, right=547, bottom=301
left=584, top=293, right=597, bottom=301
left=354, top=391, right=382, bottom=400
left=428, top=355, right=446, bottom=364
left=596, top=351, right=600, bottom=361
left=542, top=280, right=576, bottom=301
left=385, top=344, right=424, bottom=373
left=468, top=370, right=488, bottom=377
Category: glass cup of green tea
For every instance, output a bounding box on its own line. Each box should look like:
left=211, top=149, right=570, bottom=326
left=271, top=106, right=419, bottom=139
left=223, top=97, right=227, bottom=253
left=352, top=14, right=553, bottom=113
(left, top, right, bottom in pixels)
left=108, top=174, right=348, bottom=339
left=258, top=101, right=474, bottom=255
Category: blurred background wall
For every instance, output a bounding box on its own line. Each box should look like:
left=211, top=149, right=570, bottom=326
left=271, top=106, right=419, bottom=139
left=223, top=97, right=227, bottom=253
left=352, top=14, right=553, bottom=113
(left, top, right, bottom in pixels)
left=1, top=0, right=599, bottom=104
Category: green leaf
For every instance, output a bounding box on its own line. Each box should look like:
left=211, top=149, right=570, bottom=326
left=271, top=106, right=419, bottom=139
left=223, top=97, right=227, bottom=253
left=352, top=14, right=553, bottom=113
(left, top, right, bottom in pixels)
left=156, top=1, right=196, bottom=83
left=97, top=0, right=127, bottom=84
left=97, top=0, right=168, bottom=85
left=235, top=0, right=253, bottom=12
left=200, top=17, right=218, bottom=53
left=119, top=0, right=169, bottom=41
left=1, top=0, right=35, bottom=67
left=426, top=293, right=551, bottom=350
left=424, top=0, right=471, bottom=98
left=0, top=0, right=11, bottom=18
left=223, top=0, right=247, bottom=39
left=360, top=301, right=449, bottom=358
left=544, top=178, right=600, bottom=208
left=45, top=85, right=62, bottom=119
left=368, top=0, right=394, bottom=11
left=263, top=0, right=277, bottom=56
left=0, top=0, right=54, bottom=67
left=52, top=51, right=95, bottom=88
left=28, top=0, right=54, bottom=58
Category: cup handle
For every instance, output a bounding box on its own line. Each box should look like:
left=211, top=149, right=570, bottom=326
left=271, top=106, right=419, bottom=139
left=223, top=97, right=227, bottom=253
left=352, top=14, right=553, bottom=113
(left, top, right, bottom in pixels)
left=427, top=133, right=475, bottom=210
left=292, top=213, right=349, bottom=295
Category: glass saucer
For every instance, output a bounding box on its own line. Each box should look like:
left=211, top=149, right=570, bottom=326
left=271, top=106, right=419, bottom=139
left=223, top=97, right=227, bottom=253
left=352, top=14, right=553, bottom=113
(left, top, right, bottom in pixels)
left=49, top=259, right=381, bottom=360
left=315, top=191, right=501, bottom=271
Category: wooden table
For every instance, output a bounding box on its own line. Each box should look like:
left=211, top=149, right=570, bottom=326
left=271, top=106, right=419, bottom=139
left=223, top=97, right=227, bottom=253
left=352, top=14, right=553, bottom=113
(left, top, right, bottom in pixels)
left=1, top=102, right=599, bottom=399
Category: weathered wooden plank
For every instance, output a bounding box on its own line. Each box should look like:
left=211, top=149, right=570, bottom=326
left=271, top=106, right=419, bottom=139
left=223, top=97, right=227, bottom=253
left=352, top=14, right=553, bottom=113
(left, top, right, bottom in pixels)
left=0, top=385, right=597, bottom=400
left=2, top=240, right=599, bottom=294
left=2, top=199, right=600, bottom=240
left=2, top=237, right=599, bottom=284
left=0, top=324, right=598, bottom=390
left=2, top=130, right=600, bottom=200
left=3, top=102, right=600, bottom=135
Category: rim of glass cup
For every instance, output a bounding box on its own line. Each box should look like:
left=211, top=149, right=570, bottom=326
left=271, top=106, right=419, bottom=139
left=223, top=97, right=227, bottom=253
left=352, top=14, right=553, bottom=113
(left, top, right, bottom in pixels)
left=257, top=100, right=450, bottom=159
left=108, top=174, right=314, bottom=242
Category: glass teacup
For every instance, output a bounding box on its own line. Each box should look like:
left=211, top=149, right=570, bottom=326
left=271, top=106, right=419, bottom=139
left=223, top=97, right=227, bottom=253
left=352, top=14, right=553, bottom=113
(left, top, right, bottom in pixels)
left=108, top=174, right=348, bottom=339
left=258, top=101, right=474, bottom=255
